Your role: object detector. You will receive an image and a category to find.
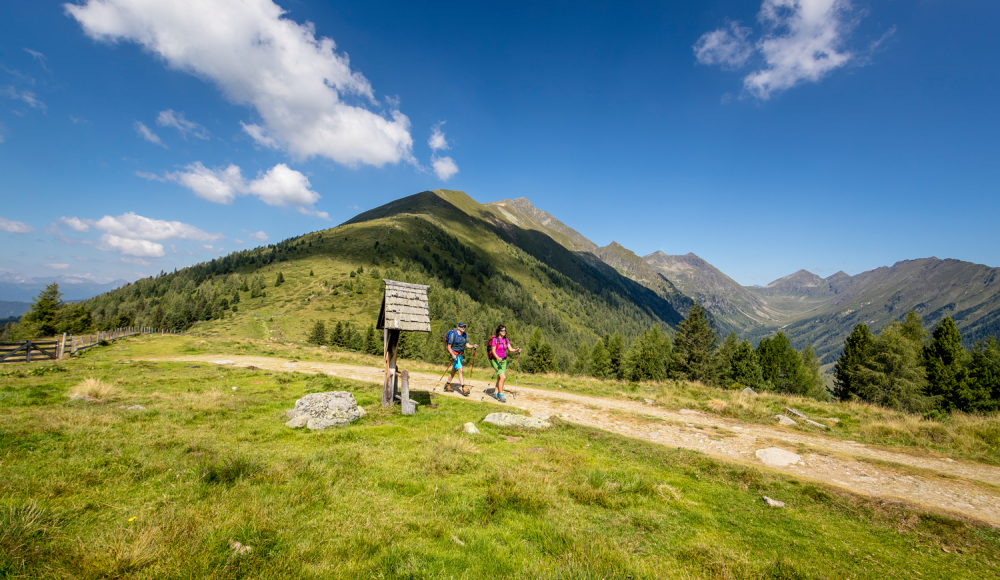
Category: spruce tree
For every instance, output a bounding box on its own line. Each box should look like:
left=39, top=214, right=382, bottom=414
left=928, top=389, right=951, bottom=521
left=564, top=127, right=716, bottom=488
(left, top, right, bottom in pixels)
left=798, top=345, right=828, bottom=400
left=855, top=322, right=931, bottom=413
left=573, top=342, right=591, bottom=376
left=364, top=324, right=380, bottom=355
left=240, top=279, right=249, bottom=292
left=309, top=270, right=314, bottom=277
left=22, top=283, right=63, bottom=336
left=607, top=332, right=625, bottom=380
left=900, top=310, right=927, bottom=345
left=308, top=320, right=327, bottom=345
left=966, top=337, right=1000, bottom=413
left=730, top=339, right=765, bottom=390
left=924, top=317, right=968, bottom=411
left=275, top=272, right=285, bottom=287
left=330, top=321, right=344, bottom=347
left=590, top=340, right=611, bottom=379
left=624, top=326, right=670, bottom=382
left=755, top=332, right=806, bottom=394
left=674, top=303, right=718, bottom=385
left=231, top=291, right=240, bottom=305
left=716, top=331, right=739, bottom=387
left=833, top=324, right=875, bottom=401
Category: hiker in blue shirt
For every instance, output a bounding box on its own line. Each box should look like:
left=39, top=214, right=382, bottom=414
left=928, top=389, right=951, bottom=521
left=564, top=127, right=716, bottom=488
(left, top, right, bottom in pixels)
left=445, top=322, right=478, bottom=396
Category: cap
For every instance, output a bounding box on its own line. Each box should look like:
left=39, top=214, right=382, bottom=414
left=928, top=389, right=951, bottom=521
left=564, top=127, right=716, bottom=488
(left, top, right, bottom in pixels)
left=458, top=322, right=467, bottom=328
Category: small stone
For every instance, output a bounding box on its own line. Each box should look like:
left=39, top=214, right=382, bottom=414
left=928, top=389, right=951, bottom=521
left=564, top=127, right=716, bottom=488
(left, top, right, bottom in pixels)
left=805, top=419, right=828, bottom=430
left=463, top=422, right=480, bottom=434
left=451, top=535, right=465, bottom=546
left=482, top=413, right=551, bottom=429
left=784, top=407, right=808, bottom=419
left=229, top=540, right=252, bottom=556
left=285, top=416, right=309, bottom=429
left=775, top=414, right=797, bottom=426
left=755, top=447, right=801, bottom=468
left=763, top=496, right=786, bottom=508
left=643, top=398, right=654, bottom=405
left=741, top=387, right=758, bottom=395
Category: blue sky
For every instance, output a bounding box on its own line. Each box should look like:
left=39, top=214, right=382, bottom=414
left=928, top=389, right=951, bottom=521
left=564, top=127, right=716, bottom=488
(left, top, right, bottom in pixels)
left=1, top=0, right=998, bottom=287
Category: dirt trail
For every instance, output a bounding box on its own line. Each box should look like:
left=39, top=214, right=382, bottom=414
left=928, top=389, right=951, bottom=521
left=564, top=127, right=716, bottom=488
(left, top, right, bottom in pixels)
left=150, top=354, right=1000, bottom=526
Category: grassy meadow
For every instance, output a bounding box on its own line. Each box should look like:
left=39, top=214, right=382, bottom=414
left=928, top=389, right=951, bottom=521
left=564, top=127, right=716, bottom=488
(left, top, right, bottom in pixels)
left=2, top=336, right=1000, bottom=578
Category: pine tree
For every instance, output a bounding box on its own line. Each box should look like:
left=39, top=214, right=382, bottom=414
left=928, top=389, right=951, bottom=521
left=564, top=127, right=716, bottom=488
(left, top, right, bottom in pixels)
left=231, top=291, right=240, bottom=305
left=674, top=303, right=718, bottom=384
left=756, top=332, right=806, bottom=394
left=240, top=279, right=249, bottom=292
left=716, top=331, right=739, bottom=387
left=590, top=340, right=611, bottom=379
left=833, top=324, right=875, bottom=401
left=900, top=310, right=927, bottom=345
left=21, top=283, right=64, bottom=336
left=855, top=322, right=932, bottom=413
left=330, top=321, right=345, bottom=347
left=730, top=339, right=765, bottom=390
left=965, top=337, right=1000, bottom=413
left=798, top=345, right=828, bottom=400
left=309, top=270, right=314, bottom=277
left=275, top=272, right=285, bottom=287
left=624, top=325, right=670, bottom=382
left=924, top=317, right=968, bottom=411
left=607, top=332, right=625, bottom=380
left=364, top=324, right=380, bottom=355
left=573, top=342, right=591, bottom=376
left=308, top=320, right=327, bottom=345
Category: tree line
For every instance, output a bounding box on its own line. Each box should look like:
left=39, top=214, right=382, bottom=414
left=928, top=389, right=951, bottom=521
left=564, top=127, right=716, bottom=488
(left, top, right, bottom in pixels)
left=834, top=312, right=1000, bottom=414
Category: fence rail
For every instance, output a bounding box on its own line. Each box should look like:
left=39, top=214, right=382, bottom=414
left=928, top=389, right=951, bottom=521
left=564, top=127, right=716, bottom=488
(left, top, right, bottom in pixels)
left=0, top=326, right=207, bottom=364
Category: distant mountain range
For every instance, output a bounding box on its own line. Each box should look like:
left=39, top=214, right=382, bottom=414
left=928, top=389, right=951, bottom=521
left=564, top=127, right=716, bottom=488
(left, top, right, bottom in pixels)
left=0, top=273, right=128, bottom=303
left=481, top=197, right=1000, bottom=364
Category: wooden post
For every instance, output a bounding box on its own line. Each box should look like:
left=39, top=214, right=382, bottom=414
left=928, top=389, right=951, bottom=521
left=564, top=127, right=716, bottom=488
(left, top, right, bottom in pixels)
left=382, top=328, right=399, bottom=407
left=401, top=370, right=415, bottom=415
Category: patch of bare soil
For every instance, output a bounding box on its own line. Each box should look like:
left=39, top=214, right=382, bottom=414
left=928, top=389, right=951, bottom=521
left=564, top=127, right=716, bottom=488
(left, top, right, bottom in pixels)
left=151, top=354, right=1000, bottom=526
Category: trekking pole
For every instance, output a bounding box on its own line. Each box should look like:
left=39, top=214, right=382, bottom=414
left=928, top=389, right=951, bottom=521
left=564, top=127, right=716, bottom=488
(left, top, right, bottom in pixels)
left=468, top=346, right=477, bottom=378
left=435, top=360, right=455, bottom=385
left=514, top=351, right=521, bottom=398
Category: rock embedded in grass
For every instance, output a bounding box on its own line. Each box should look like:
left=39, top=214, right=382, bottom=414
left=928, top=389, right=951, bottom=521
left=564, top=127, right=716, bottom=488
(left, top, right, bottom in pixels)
left=805, top=419, right=828, bottom=430
left=775, top=414, right=797, bottom=426
left=482, top=413, right=551, bottom=429
left=285, top=391, right=366, bottom=430
left=784, top=407, right=808, bottom=419
left=463, top=422, right=480, bottom=434
left=763, top=496, right=786, bottom=508
left=755, top=447, right=801, bottom=468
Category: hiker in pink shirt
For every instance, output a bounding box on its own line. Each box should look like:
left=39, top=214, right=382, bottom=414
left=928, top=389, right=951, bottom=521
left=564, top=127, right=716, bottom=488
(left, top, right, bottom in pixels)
left=487, top=324, right=521, bottom=403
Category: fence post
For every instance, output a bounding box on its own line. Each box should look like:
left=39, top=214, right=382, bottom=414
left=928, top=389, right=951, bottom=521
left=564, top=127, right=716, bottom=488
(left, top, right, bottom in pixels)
left=25, top=340, right=31, bottom=364
left=59, top=333, right=67, bottom=359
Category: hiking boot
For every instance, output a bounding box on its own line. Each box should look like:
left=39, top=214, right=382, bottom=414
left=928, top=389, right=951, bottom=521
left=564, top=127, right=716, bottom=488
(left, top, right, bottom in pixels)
left=460, top=385, right=471, bottom=397
left=496, top=393, right=507, bottom=403
left=444, top=383, right=454, bottom=393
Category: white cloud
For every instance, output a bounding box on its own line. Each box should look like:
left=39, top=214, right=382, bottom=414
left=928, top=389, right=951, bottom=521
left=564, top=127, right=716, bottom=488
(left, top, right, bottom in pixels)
left=44, top=263, right=70, bottom=270
left=428, top=123, right=449, bottom=151
left=694, top=22, right=754, bottom=69
left=59, top=216, right=91, bottom=232
left=144, top=162, right=324, bottom=214
left=134, top=121, right=166, bottom=147
left=234, top=238, right=244, bottom=245
left=241, top=122, right=279, bottom=148
left=93, top=212, right=222, bottom=242
left=98, top=234, right=165, bottom=257
left=694, top=0, right=864, bottom=100
left=244, top=230, right=268, bottom=242
left=23, top=48, right=51, bottom=73
left=156, top=109, right=209, bottom=139
left=432, top=156, right=459, bottom=181
left=0, top=217, right=34, bottom=233
left=67, top=0, right=415, bottom=167
left=3, top=86, right=46, bottom=111
left=119, top=256, right=151, bottom=266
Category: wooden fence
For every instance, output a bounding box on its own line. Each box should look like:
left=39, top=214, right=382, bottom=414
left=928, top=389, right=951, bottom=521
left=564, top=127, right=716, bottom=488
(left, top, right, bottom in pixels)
left=0, top=326, right=208, bottom=363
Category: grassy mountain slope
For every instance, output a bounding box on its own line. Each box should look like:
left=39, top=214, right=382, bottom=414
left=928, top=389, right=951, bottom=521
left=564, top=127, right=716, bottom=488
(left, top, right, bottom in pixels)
left=83, top=189, right=687, bottom=370
left=484, top=197, right=598, bottom=253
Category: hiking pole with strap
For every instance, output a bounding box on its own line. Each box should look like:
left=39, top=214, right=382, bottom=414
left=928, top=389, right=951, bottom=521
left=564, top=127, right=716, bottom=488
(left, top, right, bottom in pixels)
left=513, top=350, right=521, bottom=398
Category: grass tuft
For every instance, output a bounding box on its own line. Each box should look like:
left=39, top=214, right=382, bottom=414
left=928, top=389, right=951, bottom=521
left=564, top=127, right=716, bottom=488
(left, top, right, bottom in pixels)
left=0, top=500, right=50, bottom=575
left=69, top=377, right=116, bottom=401
left=200, top=453, right=265, bottom=485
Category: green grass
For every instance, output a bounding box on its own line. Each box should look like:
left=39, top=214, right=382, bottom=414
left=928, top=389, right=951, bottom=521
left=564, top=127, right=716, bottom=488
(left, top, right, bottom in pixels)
left=1, top=342, right=999, bottom=578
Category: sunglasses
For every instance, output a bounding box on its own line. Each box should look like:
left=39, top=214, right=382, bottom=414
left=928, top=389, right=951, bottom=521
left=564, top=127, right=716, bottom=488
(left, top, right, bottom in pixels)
left=499, top=329, right=507, bottom=333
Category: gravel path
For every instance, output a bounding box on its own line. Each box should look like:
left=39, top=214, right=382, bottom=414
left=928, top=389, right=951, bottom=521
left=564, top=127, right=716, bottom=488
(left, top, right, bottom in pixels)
left=150, top=354, right=1000, bottom=526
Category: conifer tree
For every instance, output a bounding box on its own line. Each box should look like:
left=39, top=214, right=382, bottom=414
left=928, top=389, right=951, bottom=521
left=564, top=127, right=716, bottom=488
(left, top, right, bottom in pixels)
left=364, top=324, right=380, bottom=355
left=798, top=345, right=828, bottom=400
left=231, top=291, right=240, bottom=305
left=924, top=317, right=969, bottom=411
left=674, top=303, right=718, bottom=384
left=833, top=324, right=875, bottom=400
left=855, top=322, right=932, bottom=413
left=308, top=320, right=327, bottom=345
left=309, top=270, right=314, bottom=277
left=275, top=272, right=285, bottom=287
left=21, top=283, right=64, bottom=336
left=756, top=332, right=808, bottom=394
left=966, top=337, right=1000, bottom=413
left=624, top=325, right=670, bottom=382
left=240, top=279, right=249, bottom=292
left=730, top=339, right=765, bottom=390
left=573, top=342, right=591, bottom=376
left=607, top=332, right=625, bottom=380
left=716, top=331, right=739, bottom=386
left=330, top=321, right=344, bottom=347
left=590, top=340, right=611, bottom=379
left=900, top=310, right=927, bottom=345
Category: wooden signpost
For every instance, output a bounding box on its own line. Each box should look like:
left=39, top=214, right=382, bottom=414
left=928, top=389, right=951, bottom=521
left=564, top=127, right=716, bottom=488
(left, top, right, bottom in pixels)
left=376, top=280, right=431, bottom=411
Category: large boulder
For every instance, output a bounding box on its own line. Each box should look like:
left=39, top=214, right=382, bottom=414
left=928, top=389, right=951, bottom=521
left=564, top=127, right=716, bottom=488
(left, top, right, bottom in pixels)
left=482, top=412, right=551, bottom=429
left=755, top=447, right=801, bottom=468
left=286, top=391, right=365, bottom=430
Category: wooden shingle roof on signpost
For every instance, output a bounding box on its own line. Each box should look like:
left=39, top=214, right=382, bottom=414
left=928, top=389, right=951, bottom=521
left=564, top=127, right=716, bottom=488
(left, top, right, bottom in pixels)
left=377, top=279, right=431, bottom=332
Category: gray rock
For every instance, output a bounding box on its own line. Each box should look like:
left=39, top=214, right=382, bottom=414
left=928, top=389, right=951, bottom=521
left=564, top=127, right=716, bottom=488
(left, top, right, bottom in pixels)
left=763, top=496, right=786, bottom=508
left=784, top=407, right=808, bottom=419
left=285, top=416, right=309, bottom=429
left=229, top=540, right=252, bottom=556
left=755, top=447, right=801, bottom=468
left=775, top=414, right=797, bottom=426
left=482, top=412, right=551, bottom=429
left=824, top=417, right=840, bottom=424
left=643, top=398, right=654, bottom=405
left=285, top=391, right=364, bottom=430
left=741, top=387, right=758, bottom=395
left=805, top=419, right=828, bottom=430
left=463, top=422, right=480, bottom=434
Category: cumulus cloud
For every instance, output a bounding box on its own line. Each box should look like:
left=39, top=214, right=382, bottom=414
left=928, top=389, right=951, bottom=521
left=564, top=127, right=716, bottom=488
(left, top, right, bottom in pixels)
left=431, top=156, right=459, bottom=181
left=0, top=217, right=34, bottom=233
left=98, top=234, right=165, bottom=257
left=59, top=216, right=91, bottom=232
left=67, top=0, right=415, bottom=167
left=428, top=123, right=449, bottom=151
left=134, top=121, right=166, bottom=147
left=695, top=0, right=868, bottom=100
left=156, top=109, right=209, bottom=139
left=92, top=212, right=223, bottom=242
left=243, top=230, right=268, bottom=242
left=141, top=162, right=325, bottom=215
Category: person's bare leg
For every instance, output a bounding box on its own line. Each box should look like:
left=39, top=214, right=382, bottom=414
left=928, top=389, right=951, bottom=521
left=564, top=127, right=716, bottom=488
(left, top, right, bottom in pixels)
left=496, top=373, right=506, bottom=394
